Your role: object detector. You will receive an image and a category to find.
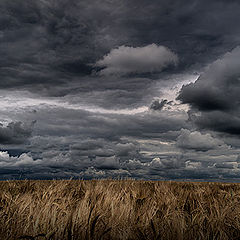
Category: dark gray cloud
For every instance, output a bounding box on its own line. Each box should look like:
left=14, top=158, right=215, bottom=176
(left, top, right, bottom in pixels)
left=193, top=111, right=240, bottom=135
left=0, top=0, right=240, bottom=97
left=176, top=129, right=224, bottom=151
left=0, top=121, right=34, bottom=145
left=178, top=47, right=240, bottom=135
left=178, top=47, right=240, bottom=112
left=0, top=104, right=235, bottom=181
left=150, top=99, right=168, bottom=111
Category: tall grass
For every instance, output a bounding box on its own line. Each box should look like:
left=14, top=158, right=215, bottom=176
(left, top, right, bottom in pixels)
left=1, top=179, right=240, bottom=239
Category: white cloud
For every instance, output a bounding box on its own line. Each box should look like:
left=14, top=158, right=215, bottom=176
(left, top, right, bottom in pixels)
left=0, top=151, right=41, bottom=167
left=126, top=157, right=181, bottom=170
left=95, top=44, right=178, bottom=76
left=83, top=167, right=105, bottom=177
left=185, top=161, right=202, bottom=169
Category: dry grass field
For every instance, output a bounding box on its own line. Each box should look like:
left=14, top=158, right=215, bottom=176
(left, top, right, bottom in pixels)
left=1, top=179, right=240, bottom=240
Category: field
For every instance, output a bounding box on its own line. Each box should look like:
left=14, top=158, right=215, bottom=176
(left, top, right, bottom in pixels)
left=1, top=180, right=240, bottom=240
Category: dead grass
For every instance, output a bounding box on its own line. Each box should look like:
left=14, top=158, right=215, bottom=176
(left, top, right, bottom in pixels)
left=1, top=179, right=240, bottom=239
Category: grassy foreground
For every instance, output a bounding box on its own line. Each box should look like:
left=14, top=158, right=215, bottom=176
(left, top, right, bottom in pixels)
left=0, top=180, right=240, bottom=240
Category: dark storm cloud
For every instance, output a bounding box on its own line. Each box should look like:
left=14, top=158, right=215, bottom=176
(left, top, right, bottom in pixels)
left=193, top=111, right=240, bottom=135
left=1, top=0, right=240, bottom=181
left=178, top=47, right=240, bottom=112
left=0, top=0, right=240, bottom=99
left=0, top=121, right=34, bottom=144
left=178, top=47, right=240, bottom=135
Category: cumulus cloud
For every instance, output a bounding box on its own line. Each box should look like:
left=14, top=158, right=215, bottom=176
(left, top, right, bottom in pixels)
left=176, top=129, right=223, bottom=151
left=0, top=151, right=40, bottom=167
left=95, top=44, right=178, bottom=76
left=148, top=157, right=180, bottom=169
left=185, top=161, right=202, bottom=169
left=126, top=156, right=182, bottom=171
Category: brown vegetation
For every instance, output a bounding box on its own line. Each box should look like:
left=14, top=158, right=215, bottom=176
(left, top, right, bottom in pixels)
left=0, top=179, right=240, bottom=240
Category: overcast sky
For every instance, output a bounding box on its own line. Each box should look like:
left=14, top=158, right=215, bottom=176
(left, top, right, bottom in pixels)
left=1, top=0, right=240, bottom=181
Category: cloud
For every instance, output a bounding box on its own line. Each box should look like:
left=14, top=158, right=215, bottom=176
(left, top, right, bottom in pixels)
left=95, top=44, right=178, bottom=76
left=0, top=0, right=239, bottom=111
left=115, top=142, right=139, bottom=157
left=178, top=46, right=240, bottom=112
left=149, top=99, right=168, bottom=111
left=0, top=0, right=240, bottom=98
left=2, top=94, right=240, bottom=181
left=176, top=129, right=223, bottom=151
left=0, top=151, right=40, bottom=167
left=148, top=157, right=181, bottom=169
left=185, top=161, right=202, bottom=169
left=213, top=162, right=239, bottom=169
left=1, top=0, right=240, bottom=181
left=178, top=46, right=240, bottom=135
left=94, top=156, right=120, bottom=170
left=0, top=121, right=34, bottom=144
left=192, top=111, right=240, bottom=135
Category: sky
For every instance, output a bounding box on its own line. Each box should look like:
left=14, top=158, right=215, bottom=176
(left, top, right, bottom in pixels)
left=1, top=0, right=240, bottom=181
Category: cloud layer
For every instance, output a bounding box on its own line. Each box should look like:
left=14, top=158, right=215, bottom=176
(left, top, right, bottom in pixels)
left=0, top=0, right=240, bottom=181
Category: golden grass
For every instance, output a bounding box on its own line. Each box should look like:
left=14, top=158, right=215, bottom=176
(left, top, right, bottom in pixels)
left=1, top=179, right=240, bottom=239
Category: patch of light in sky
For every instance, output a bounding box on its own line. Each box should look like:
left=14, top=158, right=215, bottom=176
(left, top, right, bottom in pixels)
left=0, top=74, right=198, bottom=117
left=0, top=90, right=148, bottom=115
